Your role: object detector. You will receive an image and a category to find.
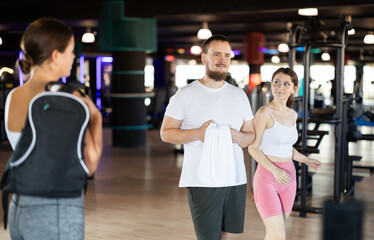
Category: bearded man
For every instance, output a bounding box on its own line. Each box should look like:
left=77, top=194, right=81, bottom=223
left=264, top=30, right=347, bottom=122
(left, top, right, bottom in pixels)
left=160, top=35, right=255, bottom=240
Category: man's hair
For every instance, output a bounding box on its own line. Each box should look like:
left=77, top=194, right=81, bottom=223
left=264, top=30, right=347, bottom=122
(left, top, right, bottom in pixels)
left=202, top=35, right=231, bottom=53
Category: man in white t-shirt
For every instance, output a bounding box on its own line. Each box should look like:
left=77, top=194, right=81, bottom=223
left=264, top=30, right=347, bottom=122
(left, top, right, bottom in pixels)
left=160, top=35, right=255, bottom=240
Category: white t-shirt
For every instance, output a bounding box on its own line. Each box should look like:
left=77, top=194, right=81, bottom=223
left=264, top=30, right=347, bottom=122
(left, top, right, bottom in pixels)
left=165, top=80, right=254, bottom=187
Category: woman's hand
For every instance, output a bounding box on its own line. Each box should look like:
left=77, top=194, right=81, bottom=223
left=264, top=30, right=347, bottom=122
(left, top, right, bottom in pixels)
left=305, top=158, right=322, bottom=171
left=80, top=94, right=101, bottom=119
left=272, top=168, right=291, bottom=184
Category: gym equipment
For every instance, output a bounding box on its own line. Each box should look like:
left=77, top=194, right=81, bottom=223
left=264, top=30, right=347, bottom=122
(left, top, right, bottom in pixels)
left=250, top=82, right=272, bottom=113
left=288, top=16, right=351, bottom=217
left=346, top=97, right=374, bottom=178
left=294, top=107, right=332, bottom=154
left=0, top=72, right=18, bottom=142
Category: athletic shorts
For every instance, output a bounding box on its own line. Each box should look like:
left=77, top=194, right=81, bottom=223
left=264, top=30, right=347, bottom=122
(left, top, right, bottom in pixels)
left=253, top=160, right=297, bottom=219
left=187, top=184, right=246, bottom=240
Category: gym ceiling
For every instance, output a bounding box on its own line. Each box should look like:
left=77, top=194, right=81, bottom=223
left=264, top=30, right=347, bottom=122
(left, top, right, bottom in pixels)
left=1, top=0, right=374, bottom=63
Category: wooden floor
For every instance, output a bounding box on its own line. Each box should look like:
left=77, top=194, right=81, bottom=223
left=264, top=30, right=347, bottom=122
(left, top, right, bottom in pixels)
left=0, top=124, right=373, bottom=240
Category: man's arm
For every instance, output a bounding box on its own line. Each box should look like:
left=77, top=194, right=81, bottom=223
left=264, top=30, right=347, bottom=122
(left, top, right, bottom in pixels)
left=230, top=119, right=255, bottom=148
left=160, top=116, right=213, bottom=145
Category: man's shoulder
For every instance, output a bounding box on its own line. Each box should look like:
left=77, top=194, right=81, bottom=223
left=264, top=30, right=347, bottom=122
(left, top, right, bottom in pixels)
left=178, top=80, right=199, bottom=93
left=225, top=83, right=246, bottom=95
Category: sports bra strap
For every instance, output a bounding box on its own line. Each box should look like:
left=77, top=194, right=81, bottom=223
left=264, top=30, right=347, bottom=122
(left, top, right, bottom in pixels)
left=263, top=106, right=275, bottom=121
left=262, top=106, right=296, bottom=124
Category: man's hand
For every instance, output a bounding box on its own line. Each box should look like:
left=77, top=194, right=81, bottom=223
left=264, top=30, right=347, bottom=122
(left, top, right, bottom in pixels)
left=230, top=128, right=241, bottom=144
left=160, top=117, right=214, bottom=145
left=230, top=122, right=255, bottom=148
left=198, top=120, right=214, bottom=142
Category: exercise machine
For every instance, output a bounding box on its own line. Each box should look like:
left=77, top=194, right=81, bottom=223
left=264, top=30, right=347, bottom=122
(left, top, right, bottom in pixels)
left=288, top=16, right=351, bottom=217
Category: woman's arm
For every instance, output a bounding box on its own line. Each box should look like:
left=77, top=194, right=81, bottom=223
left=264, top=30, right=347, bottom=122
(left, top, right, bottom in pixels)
left=248, top=108, right=291, bottom=184
left=77, top=93, right=103, bottom=176
left=292, top=148, right=322, bottom=171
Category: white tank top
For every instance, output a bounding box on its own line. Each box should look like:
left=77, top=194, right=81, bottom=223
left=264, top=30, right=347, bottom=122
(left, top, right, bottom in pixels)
left=259, top=106, right=298, bottom=158
left=5, top=89, right=22, bottom=150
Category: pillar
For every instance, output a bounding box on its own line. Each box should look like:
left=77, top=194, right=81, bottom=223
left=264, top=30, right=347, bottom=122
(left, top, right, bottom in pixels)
left=244, top=32, right=265, bottom=192
left=244, top=33, right=264, bottom=93
left=152, top=56, right=171, bottom=127
left=100, top=1, right=157, bottom=148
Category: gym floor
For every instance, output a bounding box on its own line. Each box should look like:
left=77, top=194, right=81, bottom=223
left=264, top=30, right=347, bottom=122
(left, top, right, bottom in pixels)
left=0, top=124, right=373, bottom=240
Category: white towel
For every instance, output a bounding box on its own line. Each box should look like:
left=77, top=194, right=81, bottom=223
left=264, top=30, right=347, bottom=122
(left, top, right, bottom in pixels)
left=198, top=123, right=236, bottom=186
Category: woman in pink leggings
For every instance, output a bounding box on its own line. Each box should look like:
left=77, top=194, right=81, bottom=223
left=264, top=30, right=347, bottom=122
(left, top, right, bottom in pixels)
left=248, top=67, right=321, bottom=240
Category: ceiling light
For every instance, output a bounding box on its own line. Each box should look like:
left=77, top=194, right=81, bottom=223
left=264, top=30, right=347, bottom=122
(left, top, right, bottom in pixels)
left=271, top=56, right=280, bottom=64
left=165, top=55, right=175, bottom=62
left=144, top=98, right=151, bottom=106
left=348, top=28, right=355, bottom=35
left=364, top=33, right=374, bottom=44
left=321, top=52, right=331, bottom=61
left=188, top=59, right=197, bottom=65
left=231, top=51, right=235, bottom=58
left=82, top=29, right=95, bottom=43
left=0, top=67, right=14, bottom=76
left=177, top=48, right=185, bottom=54
left=197, top=22, right=212, bottom=40
left=232, top=50, right=240, bottom=55
left=0, top=37, right=3, bottom=45
left=298, top=8, right=318, bottom=16
left=197, top=29, right=212, bottom=40
left=190, top=45, right=202, bottom=55
left=278, top=43, right=289, bottom=53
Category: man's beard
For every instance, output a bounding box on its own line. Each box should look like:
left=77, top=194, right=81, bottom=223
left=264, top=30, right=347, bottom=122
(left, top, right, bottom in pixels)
left=206, top=67, right=228, bottom=81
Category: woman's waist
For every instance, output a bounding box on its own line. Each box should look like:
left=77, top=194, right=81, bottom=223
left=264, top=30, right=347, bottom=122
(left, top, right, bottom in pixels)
left=256, top=158, right=296, bottom=176
left=11, top=193, right=84, bottom=207
left=259, top=144, right=294, bottom=159
left=266, top=155, right=292, bottom=163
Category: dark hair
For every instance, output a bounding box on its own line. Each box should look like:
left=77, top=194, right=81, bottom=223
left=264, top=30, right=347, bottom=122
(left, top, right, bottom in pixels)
left=18, top=18, right=73, bottom=75
left=271, top=67, right=299, bottom=108
left=202, top=34, right=231, bottom=54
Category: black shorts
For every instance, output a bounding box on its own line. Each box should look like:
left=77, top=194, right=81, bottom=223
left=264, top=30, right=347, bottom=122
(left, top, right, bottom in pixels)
left=187, top=184, right=247, bottom=240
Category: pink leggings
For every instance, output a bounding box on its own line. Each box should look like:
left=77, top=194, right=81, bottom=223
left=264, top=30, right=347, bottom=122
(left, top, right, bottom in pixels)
left=253, top=160, right=296, bottom=219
